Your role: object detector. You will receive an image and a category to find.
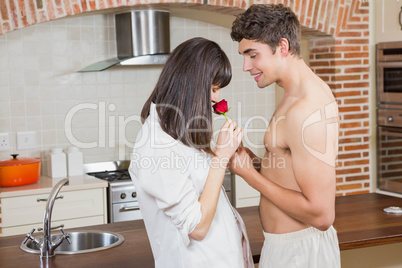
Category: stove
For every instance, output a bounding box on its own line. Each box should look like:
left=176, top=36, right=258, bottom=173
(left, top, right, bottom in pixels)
left=87, top=170, right=131, bottom=182
left=84, top=161, right=143, bottom=223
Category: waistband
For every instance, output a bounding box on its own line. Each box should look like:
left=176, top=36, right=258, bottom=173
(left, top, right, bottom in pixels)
left=263, top=225, right=336, bottom=242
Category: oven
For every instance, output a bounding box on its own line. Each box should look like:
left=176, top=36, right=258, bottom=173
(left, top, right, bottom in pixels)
left=377, top=109, right=402, bottom=194
left=377, top=41, right=402, bottom=107
left=84, top=160, right=236, bottom=223
left=84, top=161, right=143, bottom=223
left=109, top=180, right=142, bottom=223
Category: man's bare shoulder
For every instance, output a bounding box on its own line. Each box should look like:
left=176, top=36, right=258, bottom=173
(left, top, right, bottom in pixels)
left=287, top=80, right=336, bottom=121
left=282, top=97, right=316, bottom=128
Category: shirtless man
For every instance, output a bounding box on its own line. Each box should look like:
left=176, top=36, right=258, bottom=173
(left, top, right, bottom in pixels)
left=229, top=4, right=341, bottom=268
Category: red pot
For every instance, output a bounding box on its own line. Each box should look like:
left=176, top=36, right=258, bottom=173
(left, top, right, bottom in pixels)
left=0, top=154, right=41, bottom=187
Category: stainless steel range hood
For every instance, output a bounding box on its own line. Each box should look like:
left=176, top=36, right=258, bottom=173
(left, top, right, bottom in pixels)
left=78, top=10, right=170, bottom=72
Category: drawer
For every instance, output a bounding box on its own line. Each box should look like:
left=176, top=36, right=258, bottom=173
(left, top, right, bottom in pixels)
left=1, top=188, right=105, bottom=227
left=378, top=109, right=402, bottom=127
left=1, top=215, right=105, bottom=237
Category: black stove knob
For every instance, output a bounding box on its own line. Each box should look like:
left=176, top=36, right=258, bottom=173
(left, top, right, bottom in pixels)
left=132, top=192, right=137, bottom=198
left=121, top=193, right=126, bottom=199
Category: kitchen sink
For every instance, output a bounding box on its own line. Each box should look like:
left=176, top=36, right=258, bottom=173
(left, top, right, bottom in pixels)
left=20, top=230, right=125, bottom=254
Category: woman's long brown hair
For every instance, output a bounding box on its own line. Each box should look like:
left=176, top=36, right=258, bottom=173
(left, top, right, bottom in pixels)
left=141, top=37, right=232, bottom=155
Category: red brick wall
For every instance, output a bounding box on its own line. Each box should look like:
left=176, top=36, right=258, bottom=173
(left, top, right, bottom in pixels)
left=0, top=0, right=371, bottom=196
left=308, top=0, right=370, bottom=196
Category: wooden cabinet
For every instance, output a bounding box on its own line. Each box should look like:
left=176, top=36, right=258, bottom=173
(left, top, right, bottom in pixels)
left=375, top=0, right=402, bottom=43
left=0, top=188, right=107, bottom=236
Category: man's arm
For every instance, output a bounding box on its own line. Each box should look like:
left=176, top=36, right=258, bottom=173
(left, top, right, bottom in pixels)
left=231, top=104, right=338, bottom=231
left=284, top=103, right=338, bottom=230
left=243, top=147, right=262, bottom=172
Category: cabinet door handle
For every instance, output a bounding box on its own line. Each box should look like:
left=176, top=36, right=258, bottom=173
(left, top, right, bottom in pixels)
left=37, top=195, right=64, bottom=202
left=121, top=206, right=140, bottom=212
left=400, top=7, right=402, bottom=30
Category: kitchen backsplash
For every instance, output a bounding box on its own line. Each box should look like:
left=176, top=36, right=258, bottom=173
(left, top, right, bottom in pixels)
left=0, top=13, right=275, bottom=174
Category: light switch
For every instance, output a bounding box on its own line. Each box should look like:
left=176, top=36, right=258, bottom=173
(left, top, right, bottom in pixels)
left=17, top=131, right=36, bottom=150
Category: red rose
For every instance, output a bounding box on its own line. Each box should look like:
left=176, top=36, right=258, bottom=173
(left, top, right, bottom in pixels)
left=213, top=99, right=230, bottom=120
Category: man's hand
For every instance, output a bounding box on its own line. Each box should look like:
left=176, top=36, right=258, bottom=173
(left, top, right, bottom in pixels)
left=243, top=147, right=261, bottom=172
left=229, top=146, right=256, bottom=177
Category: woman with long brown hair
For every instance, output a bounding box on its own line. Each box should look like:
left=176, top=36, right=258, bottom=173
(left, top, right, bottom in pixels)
left=129, top=37, right=253, bottom=268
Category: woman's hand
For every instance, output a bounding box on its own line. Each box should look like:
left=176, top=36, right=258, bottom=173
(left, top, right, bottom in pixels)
left=214, top=119, right=244, bottom=162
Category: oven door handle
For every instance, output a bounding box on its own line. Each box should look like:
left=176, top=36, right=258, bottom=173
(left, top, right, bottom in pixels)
left=121, top=206, right=140, bottom=212
left=380, top=128, right=402, bottom=137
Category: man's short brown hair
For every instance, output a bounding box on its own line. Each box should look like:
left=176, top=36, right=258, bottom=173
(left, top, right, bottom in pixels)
left=231, top=4, right=301, bottom=57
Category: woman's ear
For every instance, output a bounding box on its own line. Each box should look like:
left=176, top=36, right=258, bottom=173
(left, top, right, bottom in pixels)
left=279, top=38, right=290, bottom=56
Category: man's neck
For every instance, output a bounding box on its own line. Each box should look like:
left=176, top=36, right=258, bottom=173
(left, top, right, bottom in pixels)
left=277, top=58, right=311, bottom=97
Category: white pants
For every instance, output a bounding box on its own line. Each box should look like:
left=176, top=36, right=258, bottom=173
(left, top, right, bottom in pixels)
left=258, top=226, right=340, bottom=268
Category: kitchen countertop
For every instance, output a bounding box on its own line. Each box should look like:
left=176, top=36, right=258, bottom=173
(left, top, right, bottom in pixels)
left=0, top=175, right=108, bottom=198
left=334, top=192, right=402, bottom=250
left=0, top=193, right=401, bottom=267
left=241, top=192, right=402, bottom=256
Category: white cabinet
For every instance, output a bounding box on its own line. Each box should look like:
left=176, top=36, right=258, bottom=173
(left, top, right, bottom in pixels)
left=375, top=0, right=402, bottom=43
left=0, top=188, right=107, bottom=237
left=235, top=174, right=260, bottom=208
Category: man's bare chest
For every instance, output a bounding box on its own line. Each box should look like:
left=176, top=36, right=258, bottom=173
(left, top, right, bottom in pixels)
left=264, top=112, right=288, bottom=152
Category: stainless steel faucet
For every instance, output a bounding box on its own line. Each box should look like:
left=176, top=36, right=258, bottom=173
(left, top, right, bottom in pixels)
left=23, top=178, right=71, bottom=258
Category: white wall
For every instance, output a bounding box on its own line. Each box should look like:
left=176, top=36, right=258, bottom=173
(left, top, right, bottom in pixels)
left=374, top=0, right=402, bottom=43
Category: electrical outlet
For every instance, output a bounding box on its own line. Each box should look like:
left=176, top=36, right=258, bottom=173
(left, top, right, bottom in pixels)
left=0, top=132, right=10, bottom=151
left=17, top=131, right=36, bottom=150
